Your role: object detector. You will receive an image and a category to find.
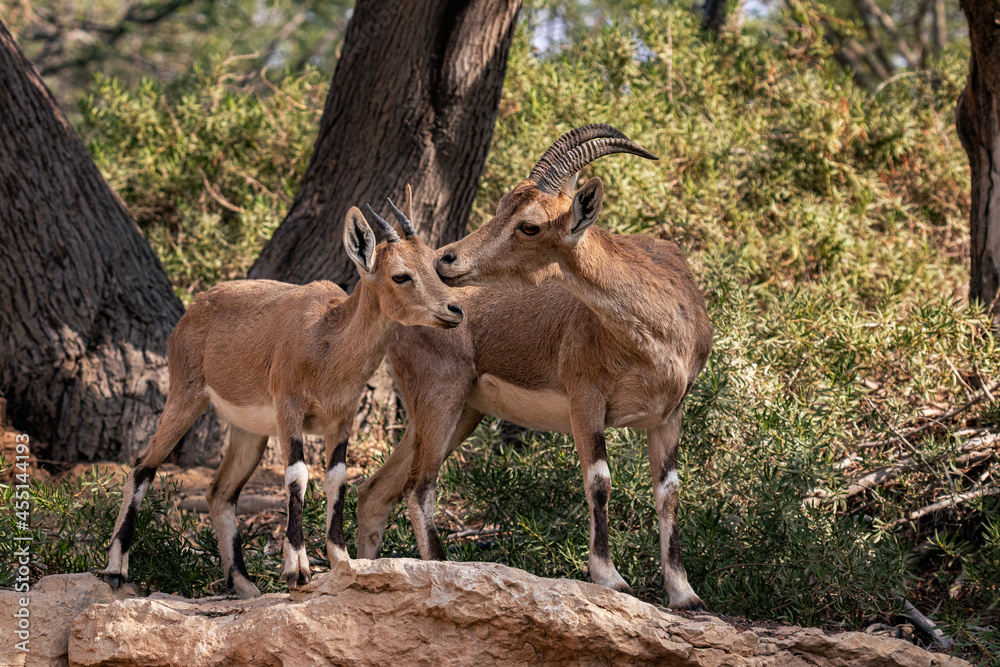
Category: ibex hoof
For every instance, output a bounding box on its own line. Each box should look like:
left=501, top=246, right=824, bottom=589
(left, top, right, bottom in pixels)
left=282, top=568, right=311, bottom=589
left=584, top=567, right=633, bottom=596
left=669, top=597, right=707, bottom=613
left=96, top=570, right=125, bottom=588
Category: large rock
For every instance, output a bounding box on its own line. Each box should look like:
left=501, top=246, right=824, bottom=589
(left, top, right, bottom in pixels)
left=59, top=559, right=967, bottom=667
left=0, top=573, right=141, bottom=667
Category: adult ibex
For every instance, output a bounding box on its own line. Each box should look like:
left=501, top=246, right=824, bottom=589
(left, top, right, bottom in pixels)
left=100, top=199, right=463, bottom=598
left=357, top=125, right=713, bottom=610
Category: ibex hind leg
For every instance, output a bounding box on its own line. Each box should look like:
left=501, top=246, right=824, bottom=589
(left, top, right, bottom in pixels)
left=648, top=411, right=705, bottom=612
left=208, top=426, right=268, bottom=599
left=100, top=393, right=208, bottom=587
left=404, top=405, right=482, bottom=561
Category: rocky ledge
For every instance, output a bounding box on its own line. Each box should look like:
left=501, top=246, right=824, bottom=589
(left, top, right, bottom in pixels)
left=1, top=560, right=969, bottom=666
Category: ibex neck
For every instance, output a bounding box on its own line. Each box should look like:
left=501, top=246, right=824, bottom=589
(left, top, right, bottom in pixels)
left=556, top=228, right=678, bottom=349
left=326, top=279, right=397, bottom=372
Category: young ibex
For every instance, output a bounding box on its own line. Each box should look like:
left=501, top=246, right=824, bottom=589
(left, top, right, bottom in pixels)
left=100, top=199, right=463, bottom=598
left=356, top=125, right=713, bottom=610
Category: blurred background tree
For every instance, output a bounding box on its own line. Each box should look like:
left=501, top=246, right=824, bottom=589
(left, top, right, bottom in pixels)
left=0, top=0, right=352, bottom=114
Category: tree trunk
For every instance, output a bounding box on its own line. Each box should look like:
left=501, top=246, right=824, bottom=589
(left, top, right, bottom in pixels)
left=0, top=21, right=222, bottom=465
left=248, top=0, right=521, bottom=288
left=957, top=1, right=1000, bottom=326
left=701, top=0, right=745, bottom=36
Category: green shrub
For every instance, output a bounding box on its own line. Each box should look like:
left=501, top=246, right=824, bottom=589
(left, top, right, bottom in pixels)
left=79, top=61, right=324, bottom=303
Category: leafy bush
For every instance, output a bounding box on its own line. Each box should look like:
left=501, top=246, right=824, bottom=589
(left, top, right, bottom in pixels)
left=11, top=4, right=995, bottom=663
left=79, top=60, right=324, bottom=303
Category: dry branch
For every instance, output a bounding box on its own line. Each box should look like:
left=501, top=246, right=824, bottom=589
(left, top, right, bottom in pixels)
left=886, top=485, right=999, bottom=530
left=857, top=381, right=1000, bottom=449
left=898, top=599, right=954, bottom=649
left=805, top=432, right=997, bottom=506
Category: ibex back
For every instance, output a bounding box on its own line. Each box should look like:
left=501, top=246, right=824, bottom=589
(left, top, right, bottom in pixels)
left=357, top=125, right=713, bottom=610
left=100, top=199, right=462, bottom=598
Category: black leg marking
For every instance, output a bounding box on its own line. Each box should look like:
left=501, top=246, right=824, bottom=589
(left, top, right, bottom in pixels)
left=228, top=486, right=242, bottom=507
left=591, top=431, right=608, bottom=462
left=289, top=438, right=304, bottom=466
left=591, top=483, right=611, bottom=561
left=133, top=465, right=157, bottom=487
left=667, top=523, right=685, bottom=571
left=111, top=465, right=158, bottom=555
left=659, top=447, right=678, bottom=487
left=327, top=483, right=347, bottom=548
left=112, top=503, right=139, bottom=553
left=286, top=480, right=304, bottom=550
left=417, top=480, right=446, bottom=561
left=228, top=532, right=250, bottom=590
left=589, top=430, right=612, bottom=561
left=329, top=440, right=348, bottom=469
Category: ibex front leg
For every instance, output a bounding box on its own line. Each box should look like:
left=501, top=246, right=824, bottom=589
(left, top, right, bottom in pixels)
left=402, top=399, right=481, bottom=561
left=277, top=407, right=310, bottom=588
left=648, top=409, right=705, bottom=611
left=362, top=406, right=481, bottom=560
left=323, top=423, right=353, bottom=567
left=570, top=396, right=631, bottom=593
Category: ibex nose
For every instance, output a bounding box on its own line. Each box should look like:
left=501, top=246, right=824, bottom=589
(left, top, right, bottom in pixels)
left=448, top=304, right=463, bottom=317
left=440, top=252, right=456, bottom=264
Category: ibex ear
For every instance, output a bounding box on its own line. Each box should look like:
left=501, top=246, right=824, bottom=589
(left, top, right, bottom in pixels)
left=404, top=183, right=413, bottom=220
left=344, top=206, right=377, bottom=274
left=569, top=177, right=603, bottom=240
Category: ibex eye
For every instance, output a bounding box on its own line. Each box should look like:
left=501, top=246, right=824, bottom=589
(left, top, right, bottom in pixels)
left=392, top=274, right=411, bottom=284
left=517, top=222, right=540, bottom=236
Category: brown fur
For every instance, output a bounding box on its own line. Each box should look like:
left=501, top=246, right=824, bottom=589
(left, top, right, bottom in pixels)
left=100, top=206, right=461, bottom=598
left=357, top=178, right=713, bottom=610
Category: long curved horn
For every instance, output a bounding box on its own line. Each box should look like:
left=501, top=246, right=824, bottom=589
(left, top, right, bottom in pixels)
left=365, top=204, right=400, bottom=243
left=386, top=197, right=417, bottom=238
left=535, top=137, right=658, bottom=195
left=528, top=124, right=630, bottom=182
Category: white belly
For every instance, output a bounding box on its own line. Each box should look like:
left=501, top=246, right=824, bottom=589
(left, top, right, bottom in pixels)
left=206, top=387, right=279, bottom=436
left=467, top=374, right=573, bottom=433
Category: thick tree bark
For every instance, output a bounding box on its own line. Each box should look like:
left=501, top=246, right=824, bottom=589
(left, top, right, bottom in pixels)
left=957, top=1, right=1000, bottom=325
left=0, top=21, right=222, bottom=464
left=248, top=0, right=521, bottom=289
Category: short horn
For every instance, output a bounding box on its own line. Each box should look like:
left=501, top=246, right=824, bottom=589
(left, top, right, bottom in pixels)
left=529, top=124, right=630, bottom=182
left=386, top=197, right=417, bottom=238
left=535, top=138, right=658, bottom=195
left=365, top=204, right=400, bottom=243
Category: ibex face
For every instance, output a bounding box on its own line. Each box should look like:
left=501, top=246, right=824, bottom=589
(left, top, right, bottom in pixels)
left=437, top=124, right=656, bottom=287
left=345, top=204, right=463, bottom=328
left=436, top=177, right=605, bottom=287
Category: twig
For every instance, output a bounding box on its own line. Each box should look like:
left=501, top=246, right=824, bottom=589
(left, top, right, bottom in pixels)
left=857, top=381, right=1000, bottom=449
left=440, top=506, right=467, bottom=529
left=885, top=422, right=936, bottom=477
left=943, top=355, right=973, bottom=403
left=199, top=169, right=243, bottom=213
left=975, top=367, right=995, bottom=403
left=887, top=485, right=1000, bottom=530
left=448, top=526, right=501, bottom=539
left=898, top=599, right=954, bottom=650
left=806, top=433, right=996, bottom=504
